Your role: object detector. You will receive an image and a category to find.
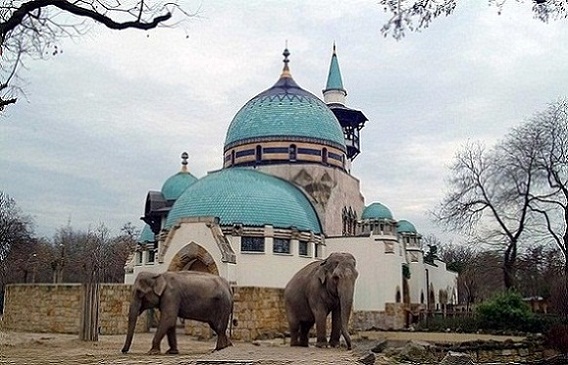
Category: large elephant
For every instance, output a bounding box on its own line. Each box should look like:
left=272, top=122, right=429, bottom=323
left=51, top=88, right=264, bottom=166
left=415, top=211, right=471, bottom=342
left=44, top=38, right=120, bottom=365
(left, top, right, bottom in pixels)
left=284, top=252, right=358, bottom=350
left=121, top=271, right=233, bottom=354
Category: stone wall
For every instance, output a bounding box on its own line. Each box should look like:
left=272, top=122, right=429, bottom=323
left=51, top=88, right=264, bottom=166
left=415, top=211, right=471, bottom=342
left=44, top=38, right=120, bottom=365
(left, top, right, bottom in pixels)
left=4, top=284, right=82, bottom=333
left=351, top=303, right=406, bottom=331
left=4, top=284, right=404, bottom=339
left=3, top=284, right=147, bottom=334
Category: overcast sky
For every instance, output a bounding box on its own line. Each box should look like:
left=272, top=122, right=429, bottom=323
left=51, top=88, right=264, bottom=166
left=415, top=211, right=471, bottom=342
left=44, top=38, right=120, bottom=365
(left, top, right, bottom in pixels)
left=2, top=1, right=567, bottom=241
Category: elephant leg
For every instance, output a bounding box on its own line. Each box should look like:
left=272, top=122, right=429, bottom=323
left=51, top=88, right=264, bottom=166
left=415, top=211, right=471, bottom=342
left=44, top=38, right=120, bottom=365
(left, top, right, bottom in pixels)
left=314, top=309, right=328, bottom=348
left=329, top=309, right=341, bottom=347
left=209, top=321, right=232, bottom=351
left=299, top=321, right=313, bottom=347
left=149, top=315, right=176, bottom=354
left=165, top=326, right=179, bottom=355
left=289, top=319, right=300, bottom=346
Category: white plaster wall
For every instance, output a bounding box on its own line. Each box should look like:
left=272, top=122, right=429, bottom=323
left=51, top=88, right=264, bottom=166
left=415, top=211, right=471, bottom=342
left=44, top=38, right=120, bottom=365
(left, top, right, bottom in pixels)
left=408, top=260, right=427, bottom=305
left=427, top=259, right=459, bottom=306
left=327, top=236, right=405, bottom=312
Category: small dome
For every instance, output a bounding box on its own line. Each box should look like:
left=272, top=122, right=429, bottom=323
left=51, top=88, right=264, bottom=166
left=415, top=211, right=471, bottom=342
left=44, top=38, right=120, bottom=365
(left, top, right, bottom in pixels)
left=362, top=202, right=393, bottom=220
left=161, top=171, right=198, bottom=201
left=224, top=51, right=345, bottom=150
left=397, top=220, right=417, bottom=234
left=161, top=152, right=198, bottom=201
left=166, top=168, right=322, bottom=233
left=138, top=224, right=155, bottom=243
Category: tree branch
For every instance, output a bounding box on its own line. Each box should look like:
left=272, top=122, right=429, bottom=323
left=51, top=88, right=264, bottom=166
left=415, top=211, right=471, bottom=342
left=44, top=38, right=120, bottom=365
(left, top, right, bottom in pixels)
left=1, top=0, right=172, bottom=42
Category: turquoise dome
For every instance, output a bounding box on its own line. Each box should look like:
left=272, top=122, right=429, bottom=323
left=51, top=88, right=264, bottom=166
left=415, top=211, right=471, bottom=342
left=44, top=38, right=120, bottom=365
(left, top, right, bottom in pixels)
left=166, top=168, right=322, bottom=233
left=397, top=220, right=417, bottom=234
left=224, top=74, right=346, bottom=150
left=161, top=171, right=198, bottom=201
left=362, top=202, right=393, bottom=220
left=138, top=224, right=155, bottom=243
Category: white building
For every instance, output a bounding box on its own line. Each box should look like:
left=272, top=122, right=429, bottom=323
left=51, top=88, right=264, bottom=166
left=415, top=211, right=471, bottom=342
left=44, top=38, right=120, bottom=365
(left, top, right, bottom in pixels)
left=125, top=46, right=457, bottom=330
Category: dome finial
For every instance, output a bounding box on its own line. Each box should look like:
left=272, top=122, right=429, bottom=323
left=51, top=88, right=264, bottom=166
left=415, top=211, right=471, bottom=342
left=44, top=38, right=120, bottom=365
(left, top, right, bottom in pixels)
left=333, top=41, right=336, bottom=55
left=281, top=43, right=291, bottom=78
left=181, top=151, right=189, bottom=172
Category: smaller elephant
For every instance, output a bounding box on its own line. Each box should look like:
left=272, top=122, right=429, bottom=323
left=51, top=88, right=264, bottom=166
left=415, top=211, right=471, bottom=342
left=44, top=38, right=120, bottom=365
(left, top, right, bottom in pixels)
left=121, top=271, right=233, bottom=354
left=284, top=252, right=358, bottom=350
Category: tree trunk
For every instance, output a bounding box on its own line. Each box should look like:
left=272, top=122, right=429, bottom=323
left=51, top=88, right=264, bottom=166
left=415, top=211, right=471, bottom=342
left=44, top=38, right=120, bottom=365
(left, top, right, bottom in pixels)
left=504, top=244, right=517, bottom=290
left=79, top=283, right=100, bottom=341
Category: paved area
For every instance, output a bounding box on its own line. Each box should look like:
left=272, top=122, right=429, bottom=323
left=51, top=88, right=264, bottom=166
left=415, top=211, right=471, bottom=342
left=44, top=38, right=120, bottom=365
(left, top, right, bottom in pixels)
left=0, top=330, right=526, bottom=364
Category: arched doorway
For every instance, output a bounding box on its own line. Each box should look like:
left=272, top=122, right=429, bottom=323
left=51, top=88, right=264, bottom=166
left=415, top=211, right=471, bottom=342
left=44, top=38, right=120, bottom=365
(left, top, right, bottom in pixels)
left=167, top=242, right=219, bottom=275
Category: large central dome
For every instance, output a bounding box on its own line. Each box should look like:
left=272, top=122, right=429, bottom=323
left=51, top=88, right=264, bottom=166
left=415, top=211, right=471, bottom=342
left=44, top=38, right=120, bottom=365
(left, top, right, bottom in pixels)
left=224, top=51, right=345, bottom=151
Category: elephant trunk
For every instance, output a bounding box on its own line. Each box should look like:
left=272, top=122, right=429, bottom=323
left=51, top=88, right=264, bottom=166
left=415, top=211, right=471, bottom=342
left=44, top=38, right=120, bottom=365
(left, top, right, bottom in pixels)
left=339, top=281, right=355, bottom=350
left=121, top=297, right=141, bottom=353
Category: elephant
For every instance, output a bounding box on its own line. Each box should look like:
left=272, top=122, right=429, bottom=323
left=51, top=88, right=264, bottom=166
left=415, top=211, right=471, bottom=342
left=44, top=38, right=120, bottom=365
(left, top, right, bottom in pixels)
left=284, top=252, right=358, bottom=350
left=121, top=270, right=233, bottom=354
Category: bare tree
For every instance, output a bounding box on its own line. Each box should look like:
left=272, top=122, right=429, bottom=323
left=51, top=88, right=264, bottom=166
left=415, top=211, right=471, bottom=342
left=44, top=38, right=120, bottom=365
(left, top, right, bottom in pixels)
left=0, top=1, right=194, bottom=111
left=438, top=242, right=503, bottom=308
left=0, top=191, right=34, bottom=282
left=434, top=135, right=539, bottom=289
left=522, top=99, right=568, bottom=314
left=379, top=0, right=568, bottom=40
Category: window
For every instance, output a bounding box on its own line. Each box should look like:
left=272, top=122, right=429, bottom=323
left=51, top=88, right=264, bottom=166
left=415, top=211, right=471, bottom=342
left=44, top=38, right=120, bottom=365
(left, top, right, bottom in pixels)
left=273, top=238, right=290, bottom=254
left=147, top=249, right=155, bottom=264
left=299, top=240, right=309, bottom=256
left=136, top=252, right=143, bottom=265
left=241, top=236, right=265, bottom=252
left=322, top=148, right=328, bottom=164
left=315, top=244, right=322, bottom=258
left=255, top=145, right=262, bottom=163
left=289, top=144, right=297, bottom=161
left=231, top=150, right=235, bottom=165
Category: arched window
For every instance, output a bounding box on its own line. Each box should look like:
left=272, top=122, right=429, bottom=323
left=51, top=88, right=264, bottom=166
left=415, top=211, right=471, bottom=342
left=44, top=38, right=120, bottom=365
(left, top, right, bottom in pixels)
left=395, top=287, right=401, bottom=303
left=289, top=144, right=297, bottom=161
left=231, top=150, right=235, bottom=166
left=255, top=145, right=262, bottom=163
left=322, top=147, right=328, bottom=164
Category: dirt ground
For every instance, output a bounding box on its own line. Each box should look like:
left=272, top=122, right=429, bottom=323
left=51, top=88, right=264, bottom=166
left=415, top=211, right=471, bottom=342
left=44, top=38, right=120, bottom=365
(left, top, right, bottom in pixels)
left=0, top=330, right=526, bottom=365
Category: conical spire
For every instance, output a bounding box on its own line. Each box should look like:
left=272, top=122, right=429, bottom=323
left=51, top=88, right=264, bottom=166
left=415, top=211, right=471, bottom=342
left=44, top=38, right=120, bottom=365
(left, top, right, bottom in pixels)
left=323, top=43, right=347, bottom=105
left=325, top=43, right=345, bottom=91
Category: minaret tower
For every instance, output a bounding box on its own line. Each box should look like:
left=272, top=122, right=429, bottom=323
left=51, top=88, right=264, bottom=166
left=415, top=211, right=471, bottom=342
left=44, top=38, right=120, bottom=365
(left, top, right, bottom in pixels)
left=323, top=44, right=368, bottom=161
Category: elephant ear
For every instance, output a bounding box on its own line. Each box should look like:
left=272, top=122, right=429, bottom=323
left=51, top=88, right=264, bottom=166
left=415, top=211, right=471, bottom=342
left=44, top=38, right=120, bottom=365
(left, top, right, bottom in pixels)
left=317, top=259, right=329, bottom=285
left=153, top=274, right=167, bottom=296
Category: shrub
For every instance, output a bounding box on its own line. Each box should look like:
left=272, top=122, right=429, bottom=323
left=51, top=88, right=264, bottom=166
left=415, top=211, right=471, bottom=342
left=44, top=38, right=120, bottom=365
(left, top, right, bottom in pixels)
left=476, top=291, right=533, bottom=331
left=414, top=314, right=479, bottom=333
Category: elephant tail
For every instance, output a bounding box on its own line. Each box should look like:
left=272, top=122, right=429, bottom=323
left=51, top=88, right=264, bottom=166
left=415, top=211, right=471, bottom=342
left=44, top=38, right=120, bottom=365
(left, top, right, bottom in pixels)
left=229, top=287, right=235, bottom=337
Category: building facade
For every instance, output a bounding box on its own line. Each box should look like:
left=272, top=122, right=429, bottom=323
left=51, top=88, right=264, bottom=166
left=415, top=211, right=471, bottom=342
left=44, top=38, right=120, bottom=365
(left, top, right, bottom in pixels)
left=125, top=46, right=458, bottom=331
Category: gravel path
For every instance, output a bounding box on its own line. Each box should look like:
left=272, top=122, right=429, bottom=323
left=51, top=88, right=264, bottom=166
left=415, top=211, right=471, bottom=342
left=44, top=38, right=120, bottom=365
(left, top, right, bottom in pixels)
left=0, top=330, right=526, bottom=365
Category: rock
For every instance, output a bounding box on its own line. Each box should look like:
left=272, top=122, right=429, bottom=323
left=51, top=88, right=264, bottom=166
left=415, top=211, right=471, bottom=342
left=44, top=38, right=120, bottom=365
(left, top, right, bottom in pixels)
left=398, top=340, right=436, bottom=362
left=370, top=339, right=388, bottom=354
left=439, top=351, right=474, bottom=365
left=357, top=352, right=375, bottom=365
